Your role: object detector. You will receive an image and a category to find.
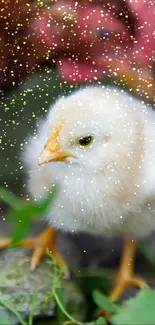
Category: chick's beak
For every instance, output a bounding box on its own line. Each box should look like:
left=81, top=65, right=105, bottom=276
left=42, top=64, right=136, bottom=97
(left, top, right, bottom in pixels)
left=38, top=122, right=75, bottom=165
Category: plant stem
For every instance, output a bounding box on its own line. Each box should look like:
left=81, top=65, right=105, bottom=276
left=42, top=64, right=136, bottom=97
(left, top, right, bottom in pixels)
left=0, top=298, right=27, bottom=325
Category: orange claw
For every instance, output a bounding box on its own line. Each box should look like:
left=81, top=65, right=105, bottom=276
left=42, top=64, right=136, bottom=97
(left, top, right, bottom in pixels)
left=109, top=240, right=147, bottom=303
left=98, top=240, right=147, bottom=321
left=0, top=226, right=67, bottom=271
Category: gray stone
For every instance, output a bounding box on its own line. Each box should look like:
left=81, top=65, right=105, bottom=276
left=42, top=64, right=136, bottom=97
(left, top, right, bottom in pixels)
left=0, top=248, right=86, bottom=324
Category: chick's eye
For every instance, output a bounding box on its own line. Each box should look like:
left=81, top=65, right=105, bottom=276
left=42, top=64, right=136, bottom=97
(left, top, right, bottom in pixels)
left=78, top=135, right=94, bottom=147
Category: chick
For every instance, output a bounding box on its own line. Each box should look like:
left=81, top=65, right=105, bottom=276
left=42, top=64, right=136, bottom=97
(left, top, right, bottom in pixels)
left=1, top=86, right=155, bottom=301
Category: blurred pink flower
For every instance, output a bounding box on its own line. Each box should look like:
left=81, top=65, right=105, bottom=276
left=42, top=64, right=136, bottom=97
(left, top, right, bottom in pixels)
left=0, top=0, right=154, bottom=90
left=34, top=0, right=155, bottom=83
left=127, top=0, right=155, bottom=66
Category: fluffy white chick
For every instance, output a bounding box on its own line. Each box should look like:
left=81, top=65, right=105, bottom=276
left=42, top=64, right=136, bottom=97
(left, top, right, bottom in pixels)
left=24, top=86, right=155, bottom=240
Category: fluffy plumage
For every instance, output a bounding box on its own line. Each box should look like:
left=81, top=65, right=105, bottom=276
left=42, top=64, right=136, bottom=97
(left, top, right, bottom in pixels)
left=23, top=86, right=155, bottom=240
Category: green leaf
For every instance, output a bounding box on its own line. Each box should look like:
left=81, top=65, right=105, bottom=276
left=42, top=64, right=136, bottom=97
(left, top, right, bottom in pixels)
left=93, top=290, right=118, bottom=313
left=9, top=212, right=32, bottom=245
left=78, top=269, right=112, bottom=295
left=34, top=187, right=57, bottom=215
left=55, top=287, right=67, bottom=322
left=0, top=310, right=12, bottom=325
left=111, top=287, right=155, bottom=324
left=9, top=188, right=57, bottom=245
left=29, top=284, right=49, bottom=325
left=0, top=185, right=58, bottom=245
left=138, top=241, right=155, bottom=268
left=52, top=287, right=82, bottom=325
left=95, top=316, right=106, bottom=324
left=0, top=298, right=27, bottom=325
left=0, top=187, right=20, bottom=208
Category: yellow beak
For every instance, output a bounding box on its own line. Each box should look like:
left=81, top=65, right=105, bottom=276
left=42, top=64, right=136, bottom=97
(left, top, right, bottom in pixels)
left=38, top=122, right=75, bottom=166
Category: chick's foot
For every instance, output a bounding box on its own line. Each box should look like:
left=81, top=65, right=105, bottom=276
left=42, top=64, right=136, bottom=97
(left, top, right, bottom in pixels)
left=97, top=240, right=147, bottom=321
left=109, top=239, right=147, bottom=302
left=0, top=226, right=67, bottom=271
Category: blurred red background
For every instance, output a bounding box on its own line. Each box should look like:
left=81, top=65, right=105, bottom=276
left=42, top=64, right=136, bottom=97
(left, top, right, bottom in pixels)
left=0, top=0, right=154, bottom=103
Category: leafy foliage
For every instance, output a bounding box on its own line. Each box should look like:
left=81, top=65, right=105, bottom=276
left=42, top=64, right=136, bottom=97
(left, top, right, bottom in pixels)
left=0, top=309, right=12, bottom=325
left=95, top=317, right=106, bottom=325
left=93, top=290, right=118, bottom=313
left=93, top=287, right=155, bottom=325
left=0, top=297, right=27, bottom=325
left=111, top=287, right=155, bottom=325
left=0, top=186, right=57, bottom=244
left=138, top=241, right=155, bottom=269
left=1, top=187, right=155, bottom=324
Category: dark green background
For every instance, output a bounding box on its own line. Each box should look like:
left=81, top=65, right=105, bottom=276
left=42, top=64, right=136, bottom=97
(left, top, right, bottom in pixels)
left=0, top=68, right=81, bottom=193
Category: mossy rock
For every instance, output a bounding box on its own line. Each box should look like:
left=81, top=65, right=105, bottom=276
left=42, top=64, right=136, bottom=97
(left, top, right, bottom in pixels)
left=0, top=248, right=86, bottom=324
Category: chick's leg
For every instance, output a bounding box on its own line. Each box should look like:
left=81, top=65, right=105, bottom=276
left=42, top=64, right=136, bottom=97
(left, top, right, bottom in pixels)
left=109, top=239, right=147, bottom=302
left=0, top=226, right=66, bottom=271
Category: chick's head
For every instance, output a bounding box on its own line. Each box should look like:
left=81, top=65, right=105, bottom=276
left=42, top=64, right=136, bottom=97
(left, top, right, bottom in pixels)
left=40, top=87, right=138, bottom=172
